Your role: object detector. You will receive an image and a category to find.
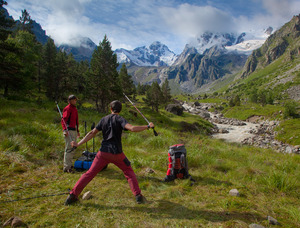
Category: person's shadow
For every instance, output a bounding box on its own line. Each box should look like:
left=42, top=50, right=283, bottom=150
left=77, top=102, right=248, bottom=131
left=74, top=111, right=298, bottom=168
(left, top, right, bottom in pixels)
left=84, top=199, right=264, bottom=223
left=80, top=172, right=264, bottom=223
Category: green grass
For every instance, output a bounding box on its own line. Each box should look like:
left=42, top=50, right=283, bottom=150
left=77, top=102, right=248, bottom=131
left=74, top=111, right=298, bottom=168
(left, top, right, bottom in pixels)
left=275, top=119, right=300, bottom=145
left=222, top=103, right=284, bottom=120
left=1, top=98, right=300, bottom=227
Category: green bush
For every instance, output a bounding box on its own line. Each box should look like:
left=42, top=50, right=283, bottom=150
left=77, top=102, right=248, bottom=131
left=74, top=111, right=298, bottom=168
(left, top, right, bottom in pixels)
left=284, top=100, right=298, bottom=118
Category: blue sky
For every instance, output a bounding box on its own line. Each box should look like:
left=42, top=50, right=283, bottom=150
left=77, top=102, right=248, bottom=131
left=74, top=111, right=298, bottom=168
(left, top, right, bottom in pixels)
left=5, top=0, right=300, bottom=54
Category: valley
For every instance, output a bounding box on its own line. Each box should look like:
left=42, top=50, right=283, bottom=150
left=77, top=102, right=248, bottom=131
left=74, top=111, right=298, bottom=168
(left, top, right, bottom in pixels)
left=181, top=101, right=300, bottom=154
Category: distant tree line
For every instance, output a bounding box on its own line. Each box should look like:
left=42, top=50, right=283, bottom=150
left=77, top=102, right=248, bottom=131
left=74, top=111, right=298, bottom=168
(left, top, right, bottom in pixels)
left=0, top=2, right=171, bottom=113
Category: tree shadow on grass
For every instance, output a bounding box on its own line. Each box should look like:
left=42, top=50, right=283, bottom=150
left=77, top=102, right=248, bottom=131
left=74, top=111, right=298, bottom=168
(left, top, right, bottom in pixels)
left=84, top=199, right=264, bottom=223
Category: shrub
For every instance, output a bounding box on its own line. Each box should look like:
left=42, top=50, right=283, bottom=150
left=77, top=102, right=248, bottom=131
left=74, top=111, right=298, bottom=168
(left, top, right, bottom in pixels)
left=284, top=100, right=298, bottom=118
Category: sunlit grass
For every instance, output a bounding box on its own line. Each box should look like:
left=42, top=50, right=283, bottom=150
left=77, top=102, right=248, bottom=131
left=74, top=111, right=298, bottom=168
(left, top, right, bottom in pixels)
left=0, top=98, right=299, bottom=227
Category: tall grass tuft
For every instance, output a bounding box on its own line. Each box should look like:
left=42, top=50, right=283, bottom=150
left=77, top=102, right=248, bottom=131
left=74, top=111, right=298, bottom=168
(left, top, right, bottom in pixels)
left=262, top=170, right=297, bottom=193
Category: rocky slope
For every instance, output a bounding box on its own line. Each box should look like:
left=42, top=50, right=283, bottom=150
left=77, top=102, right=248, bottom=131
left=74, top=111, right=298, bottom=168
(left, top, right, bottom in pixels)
left=241, top=14, right=300, bottom=78
left=58, top=37, right=97, bottom=62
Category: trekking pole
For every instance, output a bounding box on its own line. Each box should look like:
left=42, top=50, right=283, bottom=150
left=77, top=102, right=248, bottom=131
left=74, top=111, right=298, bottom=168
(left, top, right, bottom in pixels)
left=91, top=122, right=95, bottom=152
left=123, top=93, right=158, bottom=136
left=55, top=101, right=77, bottom=152
left=84, top=121, right=88, bottom=151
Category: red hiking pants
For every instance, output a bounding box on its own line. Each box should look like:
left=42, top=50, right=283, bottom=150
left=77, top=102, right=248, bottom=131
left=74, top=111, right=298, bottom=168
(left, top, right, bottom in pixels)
left=70, top=151, right=141, bottom=197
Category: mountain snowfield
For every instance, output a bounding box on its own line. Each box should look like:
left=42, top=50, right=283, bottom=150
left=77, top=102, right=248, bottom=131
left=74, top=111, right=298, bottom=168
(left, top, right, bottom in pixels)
left=116, top=29, right=272, bottom=67
left=225, top=39, right=266, bottom=54
left=224, top=29, right=271, bottom=54
left=115, top=41, right=177, bottom=67
left=190, top=30, right=271, bottom=55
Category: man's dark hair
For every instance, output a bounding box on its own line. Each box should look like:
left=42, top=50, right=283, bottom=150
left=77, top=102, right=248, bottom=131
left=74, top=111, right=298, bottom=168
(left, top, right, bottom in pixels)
left=68, top=94, right=77, bottom=101
left=110, top=100, right=122, bottom=113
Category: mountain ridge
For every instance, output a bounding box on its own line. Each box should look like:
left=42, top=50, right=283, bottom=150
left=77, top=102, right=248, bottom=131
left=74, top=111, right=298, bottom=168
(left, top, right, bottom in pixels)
left=4, top=6, right=298, bottom=96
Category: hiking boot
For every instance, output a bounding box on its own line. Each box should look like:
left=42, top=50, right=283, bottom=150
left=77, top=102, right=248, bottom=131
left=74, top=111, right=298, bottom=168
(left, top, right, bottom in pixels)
left=65, top=194, right=78, bottom=205
left=163, top=175, right=175, bottom=182
left=136, top=194, right=146, bottom=204
left=63, top=167, right=75, bottom=173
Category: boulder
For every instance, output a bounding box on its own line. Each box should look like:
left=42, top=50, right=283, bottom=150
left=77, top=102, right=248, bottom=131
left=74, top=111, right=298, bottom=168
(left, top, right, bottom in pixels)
left=229, top=189, right=240, bottom=196
left=165, top=104, right=184, bottom=116
left=194, top=101, right=201, bottom=106
left=267, top=216, right=280, bottom=225
left=82, top=191, right=92, bottom=200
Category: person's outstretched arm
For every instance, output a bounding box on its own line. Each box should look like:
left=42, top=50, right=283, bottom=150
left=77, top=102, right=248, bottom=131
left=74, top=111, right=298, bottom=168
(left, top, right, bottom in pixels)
left=71, top=128, right=99, bottom=147
left=125, top=122, right=154, bottom=132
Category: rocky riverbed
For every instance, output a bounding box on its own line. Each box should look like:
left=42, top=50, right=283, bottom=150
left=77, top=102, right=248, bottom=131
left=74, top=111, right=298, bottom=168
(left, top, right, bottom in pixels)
left=181, top=101, right=300, bottom=154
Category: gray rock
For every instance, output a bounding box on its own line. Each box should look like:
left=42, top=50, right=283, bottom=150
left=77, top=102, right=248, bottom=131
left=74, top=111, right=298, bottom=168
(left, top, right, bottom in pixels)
left=219, top=129, right=229, bottom=133
left=249, top=224, right=265, bottom=228
left=82, top=191, right=92, bottom=200
left=145, top=168, right=155, bottom=174
left=267, top=215, right=280, bottom=225
left=229, top=189, right=240, bottom=196
left=285, top=146, right=293, bottom=154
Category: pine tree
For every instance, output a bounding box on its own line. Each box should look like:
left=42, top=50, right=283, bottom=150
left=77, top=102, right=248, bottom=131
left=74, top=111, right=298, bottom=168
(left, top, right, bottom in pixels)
left=233, top=95, right=240, bottom=106
left=249, top=89, right=258, bottom=103
left=143, top=81, right=162, bottom=112
left=0, top=1, right=14, bottom=41
left=161, top=79, right=171, bottom=104
left=19, top=9, right=32, bottom=32
left=6, top=30, right=42, bottom=94
left=55, top=51, right=70, bottom=100
left=74, top=60, right=90, bottom=97
left=41, top=38, right=58, bottom=100
left=90, top=35, right=121, bottom=112
left=137, top=82, right=143, bottom=95
left=0, top=1, right=21, bottom=96
left=119, top=63, right=135, bottom=98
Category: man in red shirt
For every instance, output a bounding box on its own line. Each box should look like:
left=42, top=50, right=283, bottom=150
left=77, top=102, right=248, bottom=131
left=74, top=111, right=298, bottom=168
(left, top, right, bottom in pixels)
left=61, top=95, right=80, bottom=173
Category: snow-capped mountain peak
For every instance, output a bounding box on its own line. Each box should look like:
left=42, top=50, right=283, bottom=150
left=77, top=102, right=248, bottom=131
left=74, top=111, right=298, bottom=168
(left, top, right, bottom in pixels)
left=188, top=28, right=273, bottom=55
left=115, top=41, right=177, bottom=67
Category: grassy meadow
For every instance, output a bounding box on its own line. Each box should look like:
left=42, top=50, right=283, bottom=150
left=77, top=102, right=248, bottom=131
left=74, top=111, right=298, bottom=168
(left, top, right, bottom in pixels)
left=0, top=97, right=299, bottom=228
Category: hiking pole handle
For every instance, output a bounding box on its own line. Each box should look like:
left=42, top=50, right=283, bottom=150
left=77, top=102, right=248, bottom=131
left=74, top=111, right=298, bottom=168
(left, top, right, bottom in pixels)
left=55, top=101, right=77, bottom=151
left=123, top=93, right=158, bottom=136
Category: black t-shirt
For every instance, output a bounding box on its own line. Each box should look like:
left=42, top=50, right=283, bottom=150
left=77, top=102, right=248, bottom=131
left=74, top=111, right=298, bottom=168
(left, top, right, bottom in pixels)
left=96, top=114, right=128, bottom=154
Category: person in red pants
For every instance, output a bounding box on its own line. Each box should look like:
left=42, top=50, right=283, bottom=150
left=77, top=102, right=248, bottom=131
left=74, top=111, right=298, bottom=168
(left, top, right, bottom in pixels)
left=65, top=100, right=154, bottom=205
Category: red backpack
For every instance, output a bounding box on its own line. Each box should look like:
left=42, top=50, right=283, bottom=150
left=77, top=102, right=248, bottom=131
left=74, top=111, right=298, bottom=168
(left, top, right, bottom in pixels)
left=164, top=144, right=191, bottom=182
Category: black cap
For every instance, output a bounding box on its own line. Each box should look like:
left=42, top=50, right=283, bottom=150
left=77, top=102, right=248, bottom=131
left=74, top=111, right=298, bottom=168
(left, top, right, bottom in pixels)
left=68, top=95, right=77, bottom=101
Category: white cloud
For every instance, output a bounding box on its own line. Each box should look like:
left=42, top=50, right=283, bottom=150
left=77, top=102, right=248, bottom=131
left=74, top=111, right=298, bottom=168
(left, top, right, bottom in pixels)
left=260, top=0, right=300, bottom=29
left=160, top=4, right=235, bottom=38
left=262, top=0, right=298, bottom=18
left=5, top=0, right=299, bottom=54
